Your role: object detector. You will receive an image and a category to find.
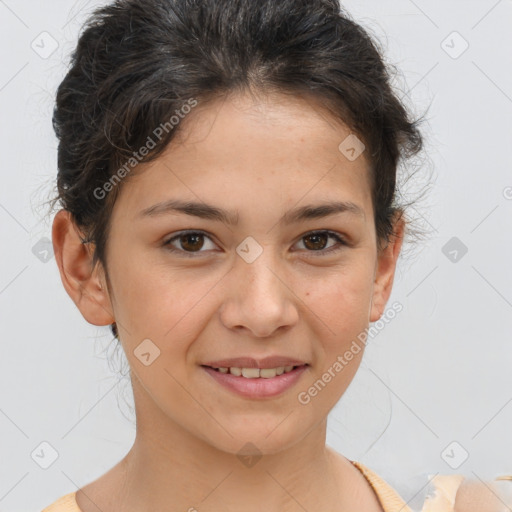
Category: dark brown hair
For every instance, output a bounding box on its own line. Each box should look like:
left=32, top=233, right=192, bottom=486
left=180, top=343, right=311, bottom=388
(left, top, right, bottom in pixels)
left=48, top=0, right=429, bottom=340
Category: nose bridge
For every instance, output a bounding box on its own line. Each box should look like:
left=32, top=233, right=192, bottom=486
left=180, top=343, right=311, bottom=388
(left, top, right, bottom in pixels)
left=220, top=239, right=298, bottom=336
left=237, top=241, right=283, bottom=301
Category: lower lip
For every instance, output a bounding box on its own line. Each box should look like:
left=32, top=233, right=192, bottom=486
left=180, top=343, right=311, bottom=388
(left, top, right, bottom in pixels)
left=202, top=365, right=308, bottom=399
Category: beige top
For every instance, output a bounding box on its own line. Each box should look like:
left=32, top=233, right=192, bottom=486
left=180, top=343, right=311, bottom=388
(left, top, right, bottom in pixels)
left=41, top=460, right=411, bottom=512
left=351, top=460, right=412, bottom=512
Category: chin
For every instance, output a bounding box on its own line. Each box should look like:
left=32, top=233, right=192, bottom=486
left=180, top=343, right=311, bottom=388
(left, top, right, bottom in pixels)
left=201, top=425, right=304, bottom=458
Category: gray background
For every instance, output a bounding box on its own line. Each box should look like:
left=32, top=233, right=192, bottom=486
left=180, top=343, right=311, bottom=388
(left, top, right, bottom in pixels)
left=1, top=1, right=511, bottom=511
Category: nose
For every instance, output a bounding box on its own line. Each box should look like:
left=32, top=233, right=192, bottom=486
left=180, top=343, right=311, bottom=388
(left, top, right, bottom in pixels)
left=219, top=250, right=299, bottom=338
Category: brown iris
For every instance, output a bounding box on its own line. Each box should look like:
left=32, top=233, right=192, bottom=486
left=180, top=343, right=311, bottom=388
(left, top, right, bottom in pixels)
left=178, top=233, right=205, bottom=252
left=302, top=232, right=329, bottom=251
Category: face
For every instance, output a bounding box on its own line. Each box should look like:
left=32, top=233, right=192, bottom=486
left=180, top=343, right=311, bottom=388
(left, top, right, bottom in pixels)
left=56, top=90, right=403, bottom=456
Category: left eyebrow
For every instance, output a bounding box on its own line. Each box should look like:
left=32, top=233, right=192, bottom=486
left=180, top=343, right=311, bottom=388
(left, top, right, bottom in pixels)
left=137, top=199, right=365, bottom=226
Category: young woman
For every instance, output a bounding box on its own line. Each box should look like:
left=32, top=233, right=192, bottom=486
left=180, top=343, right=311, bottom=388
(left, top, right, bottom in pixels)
left=43, top=0, right=509, bottom=510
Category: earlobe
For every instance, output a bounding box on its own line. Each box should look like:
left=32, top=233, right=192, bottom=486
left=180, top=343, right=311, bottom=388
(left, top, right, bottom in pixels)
left=52, top=209, right=115, bottom=327
left=369, top=216, right=405, bottom=323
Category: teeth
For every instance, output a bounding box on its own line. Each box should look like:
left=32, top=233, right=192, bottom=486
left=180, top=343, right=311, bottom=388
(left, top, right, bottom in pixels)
left=242, top=368, right=260, bottom=378
left=214, top=366, right=300, bottom=378
left=260, top=368, right=279, bottom=378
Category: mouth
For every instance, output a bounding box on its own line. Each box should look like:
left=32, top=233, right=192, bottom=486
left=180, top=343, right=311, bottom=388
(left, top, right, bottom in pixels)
left=200, top=364, right=309, bottom=398
left=201, top=364, right=308, bottom=379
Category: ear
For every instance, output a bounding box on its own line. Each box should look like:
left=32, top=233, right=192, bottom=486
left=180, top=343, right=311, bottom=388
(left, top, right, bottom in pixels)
left=369, top=213, right=405, bottom=323
left=52, top=209, right=115, bottom=327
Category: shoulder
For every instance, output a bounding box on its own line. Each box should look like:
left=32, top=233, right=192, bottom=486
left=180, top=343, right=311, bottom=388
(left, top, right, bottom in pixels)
left=351, top=460, right=413, bottom=512
left=41, top=492, right=80, bottom=512
left=423, top=473, right=512, bottom=512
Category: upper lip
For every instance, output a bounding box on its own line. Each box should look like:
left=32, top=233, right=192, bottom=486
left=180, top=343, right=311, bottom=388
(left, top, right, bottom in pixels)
left=202, top=356, right=308, bottom=369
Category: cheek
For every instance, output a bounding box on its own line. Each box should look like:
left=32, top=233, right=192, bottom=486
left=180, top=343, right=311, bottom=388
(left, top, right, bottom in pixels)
left=296, top=271, right=373, bottom=409
left=109, top=252, right=220, bottom=344
left=301, top=265, right=374, bottom=341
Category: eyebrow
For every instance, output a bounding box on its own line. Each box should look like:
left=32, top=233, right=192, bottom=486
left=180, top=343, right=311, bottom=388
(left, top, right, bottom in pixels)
left=137, top=199, right=365, bottom=225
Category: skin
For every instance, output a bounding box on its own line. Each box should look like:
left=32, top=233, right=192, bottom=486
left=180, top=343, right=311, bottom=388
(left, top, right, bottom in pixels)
left=52, top=89, right=405, bottom=512
left=423, top=475, right=512, bottom=512
left=454, top=479, right=512, bottom=512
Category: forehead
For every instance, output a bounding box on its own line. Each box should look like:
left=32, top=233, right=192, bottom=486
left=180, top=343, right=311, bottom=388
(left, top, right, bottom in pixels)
left=114, top=90, right=373, bottom=222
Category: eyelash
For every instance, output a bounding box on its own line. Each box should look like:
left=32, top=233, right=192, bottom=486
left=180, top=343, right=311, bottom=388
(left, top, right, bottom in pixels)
left=162, top=230, right=348, bottom=258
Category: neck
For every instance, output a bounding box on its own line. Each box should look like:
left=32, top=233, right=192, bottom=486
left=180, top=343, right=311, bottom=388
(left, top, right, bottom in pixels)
left=105, top=380, right=355, bottom=512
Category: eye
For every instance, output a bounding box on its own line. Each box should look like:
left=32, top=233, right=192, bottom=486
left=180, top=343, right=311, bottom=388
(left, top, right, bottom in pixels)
left=293, top=230, right=348, bottom=256
left=162, top=229, right=348, bottom=258
left=162, top=230, right=217, bottom=257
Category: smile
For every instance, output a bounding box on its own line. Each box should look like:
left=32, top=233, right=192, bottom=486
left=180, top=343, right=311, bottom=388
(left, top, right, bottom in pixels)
left=207, top=365, right=301, bottom=378
left=201, top=364, right=309, bottom=398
